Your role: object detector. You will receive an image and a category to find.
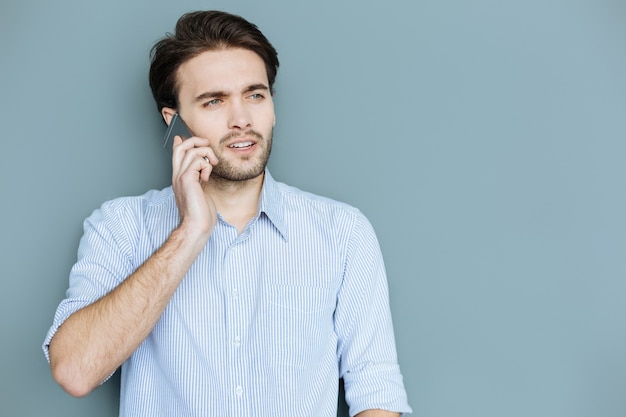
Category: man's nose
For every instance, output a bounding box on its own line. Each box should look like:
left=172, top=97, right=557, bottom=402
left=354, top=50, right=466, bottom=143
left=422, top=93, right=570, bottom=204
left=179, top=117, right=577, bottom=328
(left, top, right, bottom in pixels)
left=228, top=100, right=252, bottom=130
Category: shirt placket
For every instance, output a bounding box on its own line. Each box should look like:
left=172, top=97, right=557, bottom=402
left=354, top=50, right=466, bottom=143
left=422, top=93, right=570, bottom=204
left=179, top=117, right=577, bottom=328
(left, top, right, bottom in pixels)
left=223, top=232, right=250, bottom=415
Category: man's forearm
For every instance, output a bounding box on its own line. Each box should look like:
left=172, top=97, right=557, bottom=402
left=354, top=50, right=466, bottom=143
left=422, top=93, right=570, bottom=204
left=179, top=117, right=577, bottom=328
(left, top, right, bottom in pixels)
left=48, top=225, right=207, bottom=397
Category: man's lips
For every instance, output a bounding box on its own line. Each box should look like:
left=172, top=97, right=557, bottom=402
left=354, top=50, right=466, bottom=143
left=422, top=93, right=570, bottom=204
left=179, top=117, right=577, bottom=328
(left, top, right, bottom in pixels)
left=221, top=130, right=263, bottom=150
left=228, top=140, right=255, bottom=149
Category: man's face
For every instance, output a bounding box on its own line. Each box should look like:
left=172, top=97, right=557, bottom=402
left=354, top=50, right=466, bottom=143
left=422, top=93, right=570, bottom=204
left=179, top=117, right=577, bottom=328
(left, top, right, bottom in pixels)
left=165, top=48, right=275, bottom=182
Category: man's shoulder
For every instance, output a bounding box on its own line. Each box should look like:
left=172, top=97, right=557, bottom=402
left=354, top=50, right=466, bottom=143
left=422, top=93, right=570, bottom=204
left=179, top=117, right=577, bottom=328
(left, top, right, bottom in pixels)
left=275, top=180, right=360, bottom=216
left=100, top=186, right=174, bottom=212
left=269, top=179, right=379, bottom=251
left=87, top=186, right=175, bottom=229
left=270, top=179, right=375, bottom=237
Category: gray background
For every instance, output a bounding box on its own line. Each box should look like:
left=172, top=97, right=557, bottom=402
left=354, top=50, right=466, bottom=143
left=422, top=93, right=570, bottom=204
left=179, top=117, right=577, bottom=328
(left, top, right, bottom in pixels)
left=2, top=0, right=626, bottom=416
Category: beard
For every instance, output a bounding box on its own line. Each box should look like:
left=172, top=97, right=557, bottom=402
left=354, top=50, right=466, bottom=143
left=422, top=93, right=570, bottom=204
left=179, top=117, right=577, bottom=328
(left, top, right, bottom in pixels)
left=210, top=128, right=273, bottom=182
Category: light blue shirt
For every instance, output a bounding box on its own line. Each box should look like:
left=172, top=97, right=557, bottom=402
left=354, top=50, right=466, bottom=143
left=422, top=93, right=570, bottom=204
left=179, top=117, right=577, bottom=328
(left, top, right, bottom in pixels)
left=44, top=171, right=411, bottom=416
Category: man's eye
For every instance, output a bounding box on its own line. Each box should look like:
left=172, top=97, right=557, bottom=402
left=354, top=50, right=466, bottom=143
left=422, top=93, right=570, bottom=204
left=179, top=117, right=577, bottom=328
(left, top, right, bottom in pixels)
left=204, top=99, right=222, bottom=107
left=249, top=93, right=264, bottom=100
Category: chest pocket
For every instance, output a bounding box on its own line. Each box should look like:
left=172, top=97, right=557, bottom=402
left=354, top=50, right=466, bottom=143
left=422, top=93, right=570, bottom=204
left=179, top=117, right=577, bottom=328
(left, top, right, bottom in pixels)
left=263, top=284, right=335, bottom=368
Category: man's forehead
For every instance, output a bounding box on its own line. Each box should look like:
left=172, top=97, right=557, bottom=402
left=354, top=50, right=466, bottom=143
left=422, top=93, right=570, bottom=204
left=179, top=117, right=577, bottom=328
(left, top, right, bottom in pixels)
left=176, top=48, right=269, bottom=95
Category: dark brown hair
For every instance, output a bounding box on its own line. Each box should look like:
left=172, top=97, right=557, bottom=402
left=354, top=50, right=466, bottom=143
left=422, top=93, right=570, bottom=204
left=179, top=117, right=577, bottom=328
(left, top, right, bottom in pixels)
left=149, top=10, right=279, bottom=113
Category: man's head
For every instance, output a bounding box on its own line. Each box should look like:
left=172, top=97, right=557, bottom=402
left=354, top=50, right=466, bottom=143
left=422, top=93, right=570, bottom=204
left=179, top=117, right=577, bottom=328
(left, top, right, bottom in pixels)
left=150, top=11, right=279, bottom=182
left=149, top=10, right=279, bottom=114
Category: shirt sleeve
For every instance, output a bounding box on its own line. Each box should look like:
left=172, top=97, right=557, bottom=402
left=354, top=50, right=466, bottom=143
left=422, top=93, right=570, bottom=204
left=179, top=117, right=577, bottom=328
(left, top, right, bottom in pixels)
left=335, top=212, right=412, bottom=416
left=42, top=200, right=137, bottom=362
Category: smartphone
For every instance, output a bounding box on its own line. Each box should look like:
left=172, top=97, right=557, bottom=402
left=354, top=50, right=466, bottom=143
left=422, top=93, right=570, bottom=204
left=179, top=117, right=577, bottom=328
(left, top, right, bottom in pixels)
left=163, top=113, right=193, bottom=148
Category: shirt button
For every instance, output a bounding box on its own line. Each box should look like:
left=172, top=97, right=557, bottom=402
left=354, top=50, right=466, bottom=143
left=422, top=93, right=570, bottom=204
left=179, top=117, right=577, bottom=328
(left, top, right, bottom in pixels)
left=231, top=288, right=239, bottom=298
left=233, top=336, right=241, bottom=347
left=235, top=386, right=243, bottom=397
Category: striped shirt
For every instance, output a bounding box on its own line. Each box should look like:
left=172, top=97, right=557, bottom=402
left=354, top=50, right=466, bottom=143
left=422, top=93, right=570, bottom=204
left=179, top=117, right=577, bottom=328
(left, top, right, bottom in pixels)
left=43, top=170, right=411, bottom=416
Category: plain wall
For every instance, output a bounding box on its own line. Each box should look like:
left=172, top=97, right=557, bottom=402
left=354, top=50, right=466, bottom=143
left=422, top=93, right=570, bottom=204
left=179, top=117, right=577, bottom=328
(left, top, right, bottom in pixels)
left=2, top=0, right=626, bottom=416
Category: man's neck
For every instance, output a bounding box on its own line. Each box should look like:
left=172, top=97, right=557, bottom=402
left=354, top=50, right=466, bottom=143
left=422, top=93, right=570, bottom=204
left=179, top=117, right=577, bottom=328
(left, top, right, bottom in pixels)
left=202, top=172, right=265, bottom=234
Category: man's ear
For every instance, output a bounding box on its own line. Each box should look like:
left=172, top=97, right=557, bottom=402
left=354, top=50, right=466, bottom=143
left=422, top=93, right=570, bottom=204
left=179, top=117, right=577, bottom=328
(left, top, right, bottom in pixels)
left=161, top=107, right=177, bottom=126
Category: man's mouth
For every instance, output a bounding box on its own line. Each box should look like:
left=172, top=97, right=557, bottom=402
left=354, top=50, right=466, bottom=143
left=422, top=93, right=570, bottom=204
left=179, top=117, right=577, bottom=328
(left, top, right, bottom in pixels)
left=229, top=141, right=254, bottom=149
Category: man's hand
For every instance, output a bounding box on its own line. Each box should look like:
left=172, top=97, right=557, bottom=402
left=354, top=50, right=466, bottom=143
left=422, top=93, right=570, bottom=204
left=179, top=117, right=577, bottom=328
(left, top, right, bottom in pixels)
left=355, top=410, right=400, bottom=417
left=171, top=135, right=219, bottom=238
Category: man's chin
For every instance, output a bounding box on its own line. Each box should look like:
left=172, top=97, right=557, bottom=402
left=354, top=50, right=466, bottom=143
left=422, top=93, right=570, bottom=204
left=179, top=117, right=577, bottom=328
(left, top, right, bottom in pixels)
left=211, top=164, right=266, bottom=182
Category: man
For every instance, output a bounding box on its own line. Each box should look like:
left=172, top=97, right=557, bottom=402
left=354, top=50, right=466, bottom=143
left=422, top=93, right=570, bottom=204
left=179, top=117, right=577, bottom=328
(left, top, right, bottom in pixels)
left=43, top=10, right=411, bottom=417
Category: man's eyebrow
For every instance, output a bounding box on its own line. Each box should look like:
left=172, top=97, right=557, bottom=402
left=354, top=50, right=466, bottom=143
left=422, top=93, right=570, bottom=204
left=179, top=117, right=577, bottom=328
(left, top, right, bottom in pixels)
left=194, top=90, right=227, bottom=103
left=193, top=84, right=269, bottom=103
left=244, top=83, right=270, bottom=93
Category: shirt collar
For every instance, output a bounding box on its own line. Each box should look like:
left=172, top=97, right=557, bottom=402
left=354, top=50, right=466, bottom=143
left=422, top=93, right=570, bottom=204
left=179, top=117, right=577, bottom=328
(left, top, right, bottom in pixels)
left=258, top=169, right=288, bottom=242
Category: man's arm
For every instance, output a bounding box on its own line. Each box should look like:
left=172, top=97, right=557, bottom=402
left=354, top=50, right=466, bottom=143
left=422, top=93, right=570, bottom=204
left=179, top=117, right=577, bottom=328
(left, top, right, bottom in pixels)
left=335, top=213, right=411, bottom=415
left=49, top=224, right=207, bottom=397
left=48, top=136, right=217, bottom=397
